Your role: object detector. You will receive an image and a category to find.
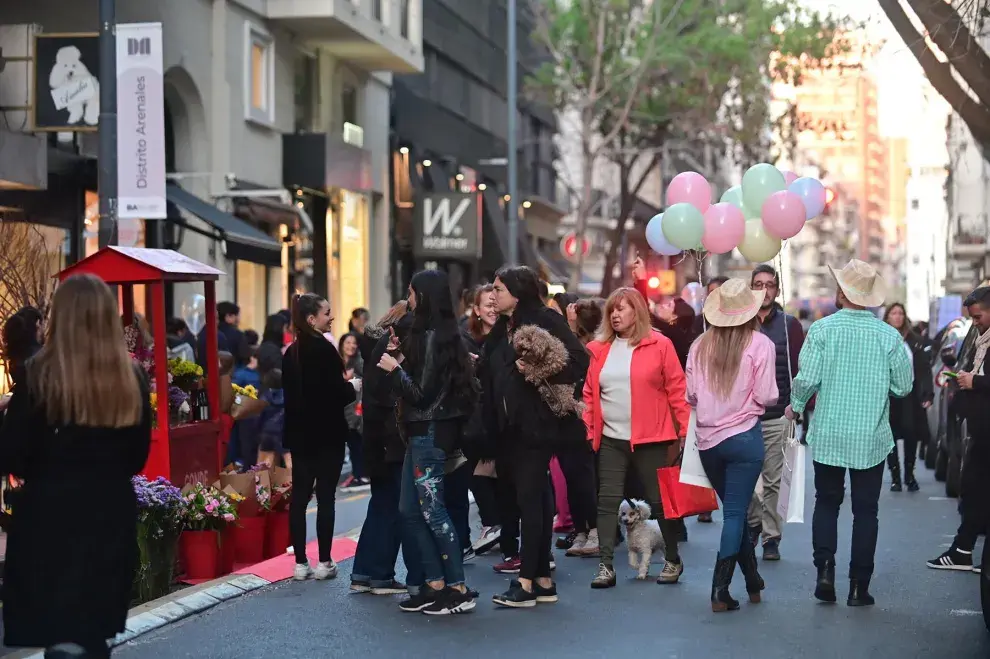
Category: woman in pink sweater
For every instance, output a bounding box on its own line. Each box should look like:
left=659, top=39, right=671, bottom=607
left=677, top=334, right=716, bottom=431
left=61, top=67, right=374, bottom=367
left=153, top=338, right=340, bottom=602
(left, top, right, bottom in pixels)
left=685, top=278, right=778, bottom=613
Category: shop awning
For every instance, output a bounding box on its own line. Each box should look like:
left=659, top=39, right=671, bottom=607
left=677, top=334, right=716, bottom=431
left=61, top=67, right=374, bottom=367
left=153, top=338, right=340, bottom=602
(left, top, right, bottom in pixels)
left=225, top=178, right=314, bottom=233
left=165, top=184, right=282, bottom=267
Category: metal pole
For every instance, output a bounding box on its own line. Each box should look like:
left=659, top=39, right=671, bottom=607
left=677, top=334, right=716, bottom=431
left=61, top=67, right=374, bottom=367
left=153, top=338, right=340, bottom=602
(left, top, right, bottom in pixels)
left=97, top=0, right=118, bottom=248
left=506, top=0, right=519, bottom=265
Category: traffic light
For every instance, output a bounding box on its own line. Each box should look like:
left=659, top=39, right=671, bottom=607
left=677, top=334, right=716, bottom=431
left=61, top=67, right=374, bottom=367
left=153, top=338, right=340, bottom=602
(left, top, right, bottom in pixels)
left=648, top=276, right=661, bottom=289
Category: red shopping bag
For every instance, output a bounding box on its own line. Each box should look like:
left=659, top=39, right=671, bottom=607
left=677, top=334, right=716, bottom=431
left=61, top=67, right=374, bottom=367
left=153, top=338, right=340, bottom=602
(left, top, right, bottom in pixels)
left=657, top=466, right=718, bottom=519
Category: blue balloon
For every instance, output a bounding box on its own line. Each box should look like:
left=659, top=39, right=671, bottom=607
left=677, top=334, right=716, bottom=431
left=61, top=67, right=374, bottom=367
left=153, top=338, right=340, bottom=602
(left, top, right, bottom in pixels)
left=788, top=177, right=827, bottom=220
left=646, top=213, right=681, bottom=256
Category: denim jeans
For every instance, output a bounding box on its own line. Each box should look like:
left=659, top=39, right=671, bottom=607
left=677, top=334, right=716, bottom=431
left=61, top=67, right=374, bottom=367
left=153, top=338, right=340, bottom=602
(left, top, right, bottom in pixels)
left=352, top=461, right=411, bottom=587
left=398, top=424, right=465, bottom=587
left=812, top=460, right=884, bottom=581
left=699, top=423, right=765, bottom=559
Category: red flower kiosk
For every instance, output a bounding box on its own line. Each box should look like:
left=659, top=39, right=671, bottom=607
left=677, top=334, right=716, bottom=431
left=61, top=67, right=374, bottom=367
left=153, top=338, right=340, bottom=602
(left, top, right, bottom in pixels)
left=57, top=247, right=225, bottom=486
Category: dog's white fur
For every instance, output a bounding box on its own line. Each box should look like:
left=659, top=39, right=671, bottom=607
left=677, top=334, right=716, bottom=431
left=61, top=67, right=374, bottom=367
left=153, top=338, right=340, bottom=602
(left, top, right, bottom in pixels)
left=619, top=499, right=666, bottom=579
left=49, top=45, right=100, bottom=125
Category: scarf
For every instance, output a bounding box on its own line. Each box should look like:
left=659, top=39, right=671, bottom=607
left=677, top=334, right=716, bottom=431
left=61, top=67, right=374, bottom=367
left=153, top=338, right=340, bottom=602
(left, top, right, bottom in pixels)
left=972, top=328, right=990, bottom=375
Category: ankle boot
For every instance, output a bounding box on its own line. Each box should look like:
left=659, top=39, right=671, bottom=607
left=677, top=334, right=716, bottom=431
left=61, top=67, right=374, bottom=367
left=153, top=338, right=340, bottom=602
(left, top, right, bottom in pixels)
left=904, top=463, right=919, bottom=492
left=847, top=578, right=875, bottom=607
left=814, top=558, right=836, bottom=602
left=888, top=461, right=902, bottom=492
left=711, top=556, right=740, bottom=612
left=737, top=540, right=765, bottom=603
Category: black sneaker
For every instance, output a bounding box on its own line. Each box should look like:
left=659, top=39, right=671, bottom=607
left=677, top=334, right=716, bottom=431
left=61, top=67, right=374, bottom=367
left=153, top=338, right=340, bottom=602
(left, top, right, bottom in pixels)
left=463, top=546, right=476, bottom=562
left=422, top=587, right=476, bottom=615
left=493, top=580, right=538, bottom=608
left=370, top=579, right=407, bottom=595
left=350, top=579, right=372, bottom=593
left=398, top=586, right=441, bottom=612
left=556, top=530, right=579, bottom=550
left=534, top=581, right=558, bottom=603
left=762, top=539, right=781, bottom=561
left=927, top=547, right=974, bottom=571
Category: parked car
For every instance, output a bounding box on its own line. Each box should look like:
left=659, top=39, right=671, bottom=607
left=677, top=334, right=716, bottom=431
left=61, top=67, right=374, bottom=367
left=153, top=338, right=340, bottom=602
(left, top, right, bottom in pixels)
left=927, top=319, right=976, bottom=497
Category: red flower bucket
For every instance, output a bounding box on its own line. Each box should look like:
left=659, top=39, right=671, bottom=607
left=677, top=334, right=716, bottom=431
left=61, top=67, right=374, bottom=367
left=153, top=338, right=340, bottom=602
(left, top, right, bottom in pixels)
left=218, top=527, right=235, bottom=576
left=180, top=530, right=220, bottom=580
left=231, top=515, right=266, bottom=564
left=264, top=511, right=290, bottom=560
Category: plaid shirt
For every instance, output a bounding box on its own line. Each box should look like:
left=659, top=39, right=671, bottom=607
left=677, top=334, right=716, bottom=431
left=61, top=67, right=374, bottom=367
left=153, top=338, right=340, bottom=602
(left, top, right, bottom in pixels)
left=791, top=309, right=914, bottom=470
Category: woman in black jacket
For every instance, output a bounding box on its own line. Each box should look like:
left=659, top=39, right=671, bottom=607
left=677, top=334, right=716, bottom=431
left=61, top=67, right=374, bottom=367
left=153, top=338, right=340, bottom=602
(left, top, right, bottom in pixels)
left=377, top=269, right=478, bottom=616
left=884, top=303, right=934, bottom=492
left=283, top=293, right=356, bottom=582
left=0, top=275, right=150, bottom=658
left=482, top=266, right=589, bottom=608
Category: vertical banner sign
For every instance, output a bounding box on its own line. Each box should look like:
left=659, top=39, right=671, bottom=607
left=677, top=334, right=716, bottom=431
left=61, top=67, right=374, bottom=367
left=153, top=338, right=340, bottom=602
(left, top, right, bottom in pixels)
left=116, top=23, right=166, bottom=219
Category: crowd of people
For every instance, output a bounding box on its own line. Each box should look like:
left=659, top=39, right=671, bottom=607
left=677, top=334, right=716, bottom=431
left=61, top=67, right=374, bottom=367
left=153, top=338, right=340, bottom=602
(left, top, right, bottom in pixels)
left=0, top=251, right=986, bottom=652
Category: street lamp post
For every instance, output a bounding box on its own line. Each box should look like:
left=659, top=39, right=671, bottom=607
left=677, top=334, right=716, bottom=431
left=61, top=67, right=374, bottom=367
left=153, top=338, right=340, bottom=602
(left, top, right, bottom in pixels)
left=97, top=0, right=118, bottom=248
left=506, top=0, right=519, bottom=265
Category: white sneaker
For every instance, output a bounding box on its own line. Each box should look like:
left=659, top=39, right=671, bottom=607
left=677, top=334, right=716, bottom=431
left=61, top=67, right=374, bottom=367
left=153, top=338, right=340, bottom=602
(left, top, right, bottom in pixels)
left=293, top=563, right=313, bottom=581
left=314, top=560, right=338, bottom=580
left=565, top=533, right=589, bottom=556
left=471, top=525, right=501, bottom=554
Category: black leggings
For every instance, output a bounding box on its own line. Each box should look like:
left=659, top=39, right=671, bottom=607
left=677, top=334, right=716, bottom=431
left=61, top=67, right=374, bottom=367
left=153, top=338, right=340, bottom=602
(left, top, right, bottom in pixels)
left=290, top=443, right=345, bottom=564
left=496, top=454, right=521, bottom=557
left=512, top=446, right=555, bottom=580
left=469, top=462, right=500, bottom=528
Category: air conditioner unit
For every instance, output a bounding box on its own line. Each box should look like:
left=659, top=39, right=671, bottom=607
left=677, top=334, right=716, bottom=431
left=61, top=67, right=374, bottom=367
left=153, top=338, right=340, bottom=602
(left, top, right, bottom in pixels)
left=343, top=122, right=364, bottom=148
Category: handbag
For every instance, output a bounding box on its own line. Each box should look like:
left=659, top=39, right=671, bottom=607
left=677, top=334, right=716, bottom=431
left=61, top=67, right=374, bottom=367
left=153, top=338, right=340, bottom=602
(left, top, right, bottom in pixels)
left=777, top=423, right=806, bottom=523
left=678, top=410, right=712, bottom=488
left=657, top=464, right=718, bottom=519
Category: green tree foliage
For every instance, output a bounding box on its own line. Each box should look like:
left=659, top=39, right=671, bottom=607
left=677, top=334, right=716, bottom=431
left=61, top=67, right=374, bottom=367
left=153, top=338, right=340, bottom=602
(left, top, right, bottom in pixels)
left=527, top=0, right=849, bottom=293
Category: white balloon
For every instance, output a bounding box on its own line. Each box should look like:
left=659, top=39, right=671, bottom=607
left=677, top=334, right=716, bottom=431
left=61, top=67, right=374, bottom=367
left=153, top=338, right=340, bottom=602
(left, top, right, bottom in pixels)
left=181, top=293, right=207, bottom=336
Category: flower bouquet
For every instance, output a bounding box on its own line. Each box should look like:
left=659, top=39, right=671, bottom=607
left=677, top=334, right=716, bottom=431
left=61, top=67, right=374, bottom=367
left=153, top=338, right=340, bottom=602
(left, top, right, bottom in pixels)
left=230, top=383, right=267, bottom=421
left=178, top=483, right=238, bottom=579
left=133, top=476, right=185, bottom=602
left=168, top=385, right=191, bottom=426
left=168, top=357, right=203, bottom=392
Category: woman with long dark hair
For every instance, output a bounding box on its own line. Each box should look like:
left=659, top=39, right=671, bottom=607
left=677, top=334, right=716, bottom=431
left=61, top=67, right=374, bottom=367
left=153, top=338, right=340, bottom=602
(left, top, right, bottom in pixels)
left=883, top=302, right=933, bottom=492
left=1, top=306, right=43, bottom=392
left=283, top=293, right=357, bottom=582
left=0, top=275, right=150, bottom=657
left=339, top=332, right=369, bottom=492
left=482, top=266, right=589, bottom=608
left=377, top=269, right=478, bottom=615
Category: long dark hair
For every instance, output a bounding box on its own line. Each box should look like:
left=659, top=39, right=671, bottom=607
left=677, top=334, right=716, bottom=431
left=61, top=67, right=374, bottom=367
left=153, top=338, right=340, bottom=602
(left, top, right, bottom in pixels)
left=262, top=314, right=286, bottom=345
left=2, top=306, right=43, bottom=364
left=291, top=293, right=327, bottom=337
left=552, top=292, right=579, bottom=314
left=405, top=270, right=475, bottom=401
left=495, top=265, right=544, bottom=322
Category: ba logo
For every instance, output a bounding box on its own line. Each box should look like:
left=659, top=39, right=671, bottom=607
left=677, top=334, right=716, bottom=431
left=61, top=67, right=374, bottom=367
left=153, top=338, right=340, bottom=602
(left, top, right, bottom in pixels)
left=127, top=38, right=152, bottom=56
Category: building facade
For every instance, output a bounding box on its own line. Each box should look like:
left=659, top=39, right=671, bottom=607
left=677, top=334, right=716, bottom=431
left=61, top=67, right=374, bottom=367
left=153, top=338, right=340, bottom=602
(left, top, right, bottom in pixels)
left=0, top=0, right=423, bottom=340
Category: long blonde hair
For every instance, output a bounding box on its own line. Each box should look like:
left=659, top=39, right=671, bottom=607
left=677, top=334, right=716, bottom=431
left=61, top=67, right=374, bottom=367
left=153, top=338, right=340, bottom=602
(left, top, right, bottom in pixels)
left=597, top=288, right=652, bottom=345
left=694, top=318, right=759, bottom=400
left=29, top=274, right=143, bottom=427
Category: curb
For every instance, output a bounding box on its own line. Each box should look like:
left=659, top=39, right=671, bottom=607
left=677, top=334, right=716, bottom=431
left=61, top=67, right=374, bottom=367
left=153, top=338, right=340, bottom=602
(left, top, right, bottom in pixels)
left=6, top=573, right=272, bottom=659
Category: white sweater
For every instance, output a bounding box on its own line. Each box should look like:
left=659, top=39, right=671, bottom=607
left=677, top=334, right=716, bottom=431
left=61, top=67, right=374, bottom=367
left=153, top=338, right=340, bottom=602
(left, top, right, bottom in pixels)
left=599, top=338, right=634, bottom=440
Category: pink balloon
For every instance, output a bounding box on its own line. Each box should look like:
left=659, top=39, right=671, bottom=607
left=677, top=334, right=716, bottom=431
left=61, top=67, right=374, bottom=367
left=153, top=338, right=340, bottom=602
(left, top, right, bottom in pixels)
left=666, top=172, right=712, bottom=213
left=701, top=203, right=746, bottom=254
left=761, top=190, right=806, bottom=239
left=781, top=170, right=799, bottom=186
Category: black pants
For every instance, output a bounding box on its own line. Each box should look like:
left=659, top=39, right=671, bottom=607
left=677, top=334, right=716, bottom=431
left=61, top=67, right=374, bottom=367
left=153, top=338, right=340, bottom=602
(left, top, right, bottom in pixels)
left=291, top=442, right=346, bottom=564
left=447, top=462, right=472, bottom=551
left=955, top=437, right=990, bottom=551
left=512, top=445, right=555, bottom=580
left=556, top=443, right=598, bottom=533
left=888, top=398, right=921, bottom=479
left=346, top=429, right=365, bottom=480
left=469, top=462, right=500, bottom=528
left=496, top=453, right=522, bottom=557
left=812, top=460, right=884, bottom=581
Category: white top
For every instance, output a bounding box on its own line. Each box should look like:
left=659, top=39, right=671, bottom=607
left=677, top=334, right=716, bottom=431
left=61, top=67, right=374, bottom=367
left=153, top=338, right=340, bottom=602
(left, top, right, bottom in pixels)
left=600, top=338, right=635, bottom=440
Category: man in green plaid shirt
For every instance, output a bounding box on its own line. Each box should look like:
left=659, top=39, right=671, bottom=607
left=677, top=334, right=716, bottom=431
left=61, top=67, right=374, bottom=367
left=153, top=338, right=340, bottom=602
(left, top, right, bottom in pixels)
left=785, top=259, right=913, bottom=608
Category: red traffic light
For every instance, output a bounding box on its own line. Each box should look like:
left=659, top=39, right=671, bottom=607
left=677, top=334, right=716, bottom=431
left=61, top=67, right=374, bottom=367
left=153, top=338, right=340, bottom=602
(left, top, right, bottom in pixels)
left=560, top=232, right=591, bottom=260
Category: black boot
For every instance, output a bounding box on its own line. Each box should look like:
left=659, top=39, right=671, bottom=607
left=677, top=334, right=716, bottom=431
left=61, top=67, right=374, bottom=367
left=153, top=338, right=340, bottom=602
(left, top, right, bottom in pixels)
left=736, top=539, right=765, bottom=603
left=747, top=524, right=762, bottom=548
left=814, top=558, right=837, bottom=603
left=847, top=578, right=875, bottom=607
left=904, top=455, right=919, bottom=492
left=888, top=455, right=902, bottom=492
left=711, top=556, right=740, bottom=612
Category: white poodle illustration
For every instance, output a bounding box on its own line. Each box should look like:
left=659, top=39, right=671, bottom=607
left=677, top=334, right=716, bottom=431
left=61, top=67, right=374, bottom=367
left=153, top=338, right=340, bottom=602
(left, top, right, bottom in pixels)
left=48, top=45, right=100, bottom=126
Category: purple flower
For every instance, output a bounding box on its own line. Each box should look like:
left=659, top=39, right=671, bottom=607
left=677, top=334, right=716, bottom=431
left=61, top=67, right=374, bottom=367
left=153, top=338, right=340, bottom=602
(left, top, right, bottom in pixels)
left=167, top=386, right=189, bottom=410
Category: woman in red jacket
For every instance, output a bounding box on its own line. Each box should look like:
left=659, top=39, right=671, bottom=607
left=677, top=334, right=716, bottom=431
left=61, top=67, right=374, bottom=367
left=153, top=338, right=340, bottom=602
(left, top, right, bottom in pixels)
left=584, top=287, right=692, bottom=588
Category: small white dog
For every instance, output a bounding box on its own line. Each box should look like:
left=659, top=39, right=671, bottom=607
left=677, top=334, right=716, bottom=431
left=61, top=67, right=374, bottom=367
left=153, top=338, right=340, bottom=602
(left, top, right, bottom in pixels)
left=49, top=45, right=100, bottom=126
left=619, top=499, right=666, bottom=580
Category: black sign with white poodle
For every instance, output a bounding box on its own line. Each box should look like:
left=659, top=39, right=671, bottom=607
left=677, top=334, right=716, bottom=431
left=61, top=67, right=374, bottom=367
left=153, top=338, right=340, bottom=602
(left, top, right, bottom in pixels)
left=33, top=33, right=100, bottom=131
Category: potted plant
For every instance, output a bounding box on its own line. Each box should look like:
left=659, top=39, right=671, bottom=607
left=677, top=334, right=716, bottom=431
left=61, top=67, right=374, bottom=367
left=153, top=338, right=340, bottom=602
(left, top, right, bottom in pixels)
left=132, top=476, right=184, bottom=603
left=179, top=483, right=237, bottom=580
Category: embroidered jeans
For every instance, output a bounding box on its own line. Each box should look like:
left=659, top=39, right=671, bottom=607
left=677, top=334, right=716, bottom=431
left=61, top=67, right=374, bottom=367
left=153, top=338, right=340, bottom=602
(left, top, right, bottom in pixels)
left=398, top=423, right=465, bottom=587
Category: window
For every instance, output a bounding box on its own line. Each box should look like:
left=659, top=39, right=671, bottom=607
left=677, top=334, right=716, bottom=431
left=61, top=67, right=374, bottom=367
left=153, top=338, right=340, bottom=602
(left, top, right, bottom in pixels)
left=244, top=23, right=275, bottom=125
left=236, top=261, right=269, bottom=335
left=372, top=0, right=382, bottom=20
left=341, top=84, right=358, bottom=126
left=400, top=0, right=409, bottom=38
left=294, top=51, right=316, bottom=133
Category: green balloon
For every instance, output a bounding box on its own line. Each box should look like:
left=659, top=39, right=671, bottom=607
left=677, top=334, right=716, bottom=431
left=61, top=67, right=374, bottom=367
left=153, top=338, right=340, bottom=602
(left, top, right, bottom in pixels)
left=720, top=186, right=744, bottom=210
left=741, top=163, right=786, bottom=215
left=744, top=203, right=761, bottom=221
left=661, top=202, right=705, bottom=250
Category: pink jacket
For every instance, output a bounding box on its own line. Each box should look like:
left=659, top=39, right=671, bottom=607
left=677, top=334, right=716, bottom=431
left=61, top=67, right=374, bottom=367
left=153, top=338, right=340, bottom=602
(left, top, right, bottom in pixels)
left=583, top=330, right=691, bottom=451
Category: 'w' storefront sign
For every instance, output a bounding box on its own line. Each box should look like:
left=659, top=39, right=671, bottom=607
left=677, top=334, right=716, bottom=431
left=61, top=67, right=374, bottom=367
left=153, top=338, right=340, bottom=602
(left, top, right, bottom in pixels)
left=413, top=193, right=481, bottom=259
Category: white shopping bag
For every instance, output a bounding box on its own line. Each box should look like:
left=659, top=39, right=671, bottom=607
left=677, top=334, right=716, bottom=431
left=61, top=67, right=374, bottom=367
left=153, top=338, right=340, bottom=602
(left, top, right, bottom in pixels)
left=679, top=410, right=713, bottom=488
left=777, top=429, right=806, bottom=523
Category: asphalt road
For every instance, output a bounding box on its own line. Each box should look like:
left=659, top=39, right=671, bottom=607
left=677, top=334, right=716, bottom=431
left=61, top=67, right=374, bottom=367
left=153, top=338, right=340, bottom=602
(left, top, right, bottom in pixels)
left=117, top=452, right=989, bottom=659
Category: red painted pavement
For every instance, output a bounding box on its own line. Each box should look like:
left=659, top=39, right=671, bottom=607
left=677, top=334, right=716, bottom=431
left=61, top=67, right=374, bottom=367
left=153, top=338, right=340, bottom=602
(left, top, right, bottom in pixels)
left=235, top=537, right=358, bottom=583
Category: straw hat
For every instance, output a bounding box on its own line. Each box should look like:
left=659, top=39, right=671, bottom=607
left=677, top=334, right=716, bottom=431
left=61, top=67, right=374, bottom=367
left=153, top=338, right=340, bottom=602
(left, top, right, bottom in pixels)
left=827, top=259, right=886, bottom=308
left=703, top=278, right=762, bottom=328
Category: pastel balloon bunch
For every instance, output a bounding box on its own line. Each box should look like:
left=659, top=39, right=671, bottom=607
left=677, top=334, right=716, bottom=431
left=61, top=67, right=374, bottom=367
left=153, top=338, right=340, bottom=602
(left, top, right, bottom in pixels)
left=645, top=166, right=828, bottom=263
